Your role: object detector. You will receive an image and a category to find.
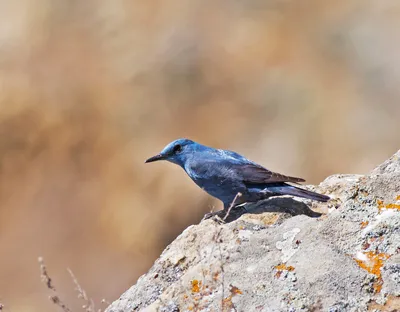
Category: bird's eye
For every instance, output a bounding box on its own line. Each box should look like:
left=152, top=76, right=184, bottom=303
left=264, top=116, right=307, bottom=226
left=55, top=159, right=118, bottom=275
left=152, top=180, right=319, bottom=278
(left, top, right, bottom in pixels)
left=173, top=144, right=182, bottom=153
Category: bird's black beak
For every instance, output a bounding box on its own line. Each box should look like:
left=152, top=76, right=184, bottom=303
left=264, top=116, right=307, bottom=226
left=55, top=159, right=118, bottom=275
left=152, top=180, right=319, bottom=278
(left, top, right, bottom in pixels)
left=145, top=154, right=165, bottom=163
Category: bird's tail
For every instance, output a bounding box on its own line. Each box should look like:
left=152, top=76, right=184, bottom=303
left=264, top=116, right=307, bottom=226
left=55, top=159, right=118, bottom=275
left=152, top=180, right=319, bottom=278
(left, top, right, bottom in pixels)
left=268, top=184, right=330, bottom=202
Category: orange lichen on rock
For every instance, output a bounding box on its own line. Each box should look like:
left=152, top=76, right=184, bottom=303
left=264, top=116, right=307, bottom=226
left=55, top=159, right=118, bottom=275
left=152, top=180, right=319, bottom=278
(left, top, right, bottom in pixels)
left=275, top=263, right=295, bottom=271
left=242, top=213, right=280, bottom=226
left=191, top=279, right=202, bottom=293
left=354, top=251, right=390, bottom=294
left=275, top=263, right=295, bottom=278
left=222, top=285, right=243, bottom=311
left=230, top=286, right=243, bottom=295
left=360, top=221, right=369, bottom=229
left=222, top=297, right=233, bottom=310
left=384, top=203, right=400, bottom=210
left=377, top=199, right=400, bottom=212
left=396, top=195, right=400, bottom=201
left=354, top=251, right=390, bottom=277
left=373, top=279, right=383, bottom=293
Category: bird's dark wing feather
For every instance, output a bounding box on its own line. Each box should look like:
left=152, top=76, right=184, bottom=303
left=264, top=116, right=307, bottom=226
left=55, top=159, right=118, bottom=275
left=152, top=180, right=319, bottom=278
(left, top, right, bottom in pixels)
left=231, top=163, right=305, bottom=184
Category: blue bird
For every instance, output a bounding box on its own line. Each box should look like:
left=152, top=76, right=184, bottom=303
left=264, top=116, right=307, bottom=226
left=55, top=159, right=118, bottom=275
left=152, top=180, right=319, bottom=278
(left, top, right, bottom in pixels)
left=145, top=139, right=329, bottom=210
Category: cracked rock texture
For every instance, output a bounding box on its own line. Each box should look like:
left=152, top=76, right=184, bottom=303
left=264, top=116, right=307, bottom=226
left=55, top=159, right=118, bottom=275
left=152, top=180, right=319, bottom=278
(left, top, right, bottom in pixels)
left=106, top=151, right=400, bottom=312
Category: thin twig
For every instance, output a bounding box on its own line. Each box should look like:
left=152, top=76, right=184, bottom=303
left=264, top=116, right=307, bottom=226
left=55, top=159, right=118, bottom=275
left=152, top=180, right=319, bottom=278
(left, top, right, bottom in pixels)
left=68, top=268, right=95, bottom=312
left=38, top=257, right=71, bottom=312
left=223, top=192, right=242, bottom=221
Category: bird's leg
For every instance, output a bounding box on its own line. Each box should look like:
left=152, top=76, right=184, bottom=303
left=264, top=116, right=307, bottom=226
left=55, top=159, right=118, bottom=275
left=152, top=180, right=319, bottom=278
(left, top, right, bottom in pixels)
left=223, top=203, right=233, bottom=211
left=202, top=193, right=243, bottom=223
left=222, top=192, right=242, bottom=221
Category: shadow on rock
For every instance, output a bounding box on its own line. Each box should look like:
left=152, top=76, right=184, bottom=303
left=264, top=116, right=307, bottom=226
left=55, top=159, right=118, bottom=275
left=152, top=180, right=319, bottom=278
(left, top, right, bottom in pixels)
left=203, top=197, right=322, bottom=223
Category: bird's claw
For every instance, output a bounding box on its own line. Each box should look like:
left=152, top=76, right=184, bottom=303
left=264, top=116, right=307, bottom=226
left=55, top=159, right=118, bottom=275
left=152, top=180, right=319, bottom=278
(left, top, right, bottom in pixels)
left=212, top=215, right=226, bottom=224
left=201, top=211, right=226, bottom=224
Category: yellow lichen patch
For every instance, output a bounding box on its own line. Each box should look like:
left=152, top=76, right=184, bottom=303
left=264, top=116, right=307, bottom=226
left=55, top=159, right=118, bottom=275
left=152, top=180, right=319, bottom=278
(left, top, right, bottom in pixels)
left=354, top=251, right=390, bottom=294
left=377, top=199, right=384, bottom=211
left=275, top=263, right=295, bottom=271
left=261, top=214, right=281, bottom=225
left=385, top=203, right=400, bottom=210
left=396, top=195, right=400, bottom=201
left=275, top=263, right=295, bottom=278
left=222, top=285, right=243, bottom=311
left=377, top=199, right=400, bottom=212
left=242, top=213, right=280, bottom=226
left=222, top=297, right=234, bottom=311
left=230, top=285, right=243, bottom=295
left=373, top=279, right=383, bottom=293
left=360, top=221, right=369, bottom=229
left=354, top=252, right=390, bottom=277
left=191, top=279, right=202, bottom=293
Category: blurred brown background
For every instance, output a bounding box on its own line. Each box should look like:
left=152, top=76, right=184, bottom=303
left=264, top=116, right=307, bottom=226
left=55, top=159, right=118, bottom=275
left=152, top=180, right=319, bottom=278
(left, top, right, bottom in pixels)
left=0, top=0, right=399, bottom=311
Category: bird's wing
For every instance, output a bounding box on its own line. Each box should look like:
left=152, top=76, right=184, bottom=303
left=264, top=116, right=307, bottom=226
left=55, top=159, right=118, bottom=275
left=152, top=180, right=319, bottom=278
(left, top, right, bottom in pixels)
left=188, top=149, right=305, bottom=184
left=231, top=162, right=305, bottom=184
left=216, top=150, right=305, bottom=184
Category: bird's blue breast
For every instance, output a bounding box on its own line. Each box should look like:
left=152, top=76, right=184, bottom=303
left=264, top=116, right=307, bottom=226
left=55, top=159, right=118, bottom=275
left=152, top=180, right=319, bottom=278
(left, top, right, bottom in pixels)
left=183, top=158, right=246, bottom=205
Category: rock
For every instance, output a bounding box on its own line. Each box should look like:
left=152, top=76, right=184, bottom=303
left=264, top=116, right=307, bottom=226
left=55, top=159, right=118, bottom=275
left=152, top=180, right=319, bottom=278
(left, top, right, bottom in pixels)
left=106, top=151, right=400, bottom=312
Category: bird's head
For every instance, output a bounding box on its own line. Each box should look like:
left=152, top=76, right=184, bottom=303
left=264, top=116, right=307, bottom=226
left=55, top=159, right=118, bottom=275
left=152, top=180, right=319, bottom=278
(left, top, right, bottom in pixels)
left=145, top=138, right=197, bottom=166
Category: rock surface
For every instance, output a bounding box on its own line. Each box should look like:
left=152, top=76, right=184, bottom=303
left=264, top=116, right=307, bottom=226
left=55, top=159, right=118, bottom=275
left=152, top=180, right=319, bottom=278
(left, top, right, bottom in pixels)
left=106, top=151, right=400, bottom=312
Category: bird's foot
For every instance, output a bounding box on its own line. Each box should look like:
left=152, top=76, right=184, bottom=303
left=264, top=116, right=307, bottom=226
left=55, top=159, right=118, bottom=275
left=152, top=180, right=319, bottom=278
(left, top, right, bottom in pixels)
left=212, top=215, right=226, bottom=224
left=201, top=211, right=226, bottom=224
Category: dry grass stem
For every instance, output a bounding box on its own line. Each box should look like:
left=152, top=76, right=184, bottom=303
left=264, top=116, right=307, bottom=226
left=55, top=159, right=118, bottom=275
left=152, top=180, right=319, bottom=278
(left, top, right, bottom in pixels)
left=38, top=257, right=71, bottom=312
left=67, top=268, right=95, bottom=312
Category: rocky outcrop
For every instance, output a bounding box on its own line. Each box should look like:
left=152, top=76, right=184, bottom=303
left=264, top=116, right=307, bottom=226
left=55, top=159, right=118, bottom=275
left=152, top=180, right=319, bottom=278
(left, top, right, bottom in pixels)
left=106, top=151, right=400, bottom=312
